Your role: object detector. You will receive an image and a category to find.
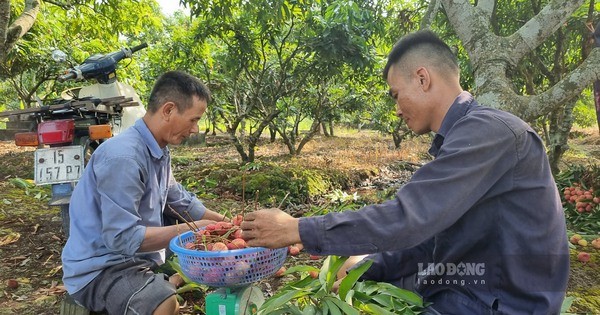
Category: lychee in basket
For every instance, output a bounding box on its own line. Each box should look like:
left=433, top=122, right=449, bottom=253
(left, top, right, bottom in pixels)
left=169, top=230, right=287, bottom=287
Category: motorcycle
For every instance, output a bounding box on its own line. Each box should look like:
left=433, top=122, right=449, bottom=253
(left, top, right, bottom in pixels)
left=0, top=43, right=148, bottom=237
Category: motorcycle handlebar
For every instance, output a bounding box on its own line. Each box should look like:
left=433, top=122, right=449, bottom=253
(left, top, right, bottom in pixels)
left=58, top=43, right=148, bottom=82
left=130, top=43, right=148, bottom=54
left=57, top=71, right=78, bottom=82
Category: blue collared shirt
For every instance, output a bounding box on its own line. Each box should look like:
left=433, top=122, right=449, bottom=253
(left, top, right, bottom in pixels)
left=62, top=119, right=206, bottom=294
left=299, top=92, right=569, bottom=314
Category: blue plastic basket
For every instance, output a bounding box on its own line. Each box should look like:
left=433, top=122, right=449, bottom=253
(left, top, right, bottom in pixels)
left=169, top=230, right=287, bottom=287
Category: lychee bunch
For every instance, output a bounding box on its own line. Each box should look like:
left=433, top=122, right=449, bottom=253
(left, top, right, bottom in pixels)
left=562, top=184, right=599, bottom=213
left=185, top=215, right=248, bottom=251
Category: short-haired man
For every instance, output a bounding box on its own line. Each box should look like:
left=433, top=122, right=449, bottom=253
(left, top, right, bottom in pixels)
left=62, top=71, right=224, bottom=314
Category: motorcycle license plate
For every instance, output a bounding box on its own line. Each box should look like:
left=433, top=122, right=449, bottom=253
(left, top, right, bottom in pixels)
left=34, top=145, right=85, bottom=185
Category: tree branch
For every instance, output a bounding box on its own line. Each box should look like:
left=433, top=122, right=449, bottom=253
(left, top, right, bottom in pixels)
left=441, top=0, right=490, bottom=49
left=476, top=0, right=496, bottom=18
left=420, top=0, right=440, bottom=29
left=0, top=1, right=9, bottom=51
left=507, top=0, right=584, bottom=65
left=2, top=0, right=40, bottom=62
left=528, top=47, right=600, bottom=120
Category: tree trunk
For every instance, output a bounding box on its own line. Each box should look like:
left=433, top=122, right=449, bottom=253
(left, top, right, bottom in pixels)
left=392, top=132, right=403, bottom=149
left=230, top=133, right=250, bottom=162
left=277, top=127, right=297, bottom=155
left=268, top=124, right=276, bottom=142
left=239, top=119, right=246, bottom=140
left=321, top=122, right=330, bottom=137
left=296, top=120, right=321, bottom=155
left=328, top=121, right=334, bottom=137
left=547, top=98, right=577, bottom=174
left=595, top=80, right=600, bottom=133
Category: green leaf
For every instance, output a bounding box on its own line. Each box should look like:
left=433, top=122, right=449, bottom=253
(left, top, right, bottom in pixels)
left=344, top=289, right=355, bottom=305
left=9, top=178, right=33, bottom=189
left=376, top=282, right=424, bottom=307
left=285, top=265, right=320, bottom=275
left=324, top=296, right=359, bottom=315
left=561, top=296, right=575, bottom=313
left=322, top=298, right=330, bottom=315
left=338, top=259, right=373, bottom=300
left=259, top=289, right=311, bottom=314
left=322, top=298, right=340, bottom=315
left=303, top=304, right=317, bottom=315
left=322, top=256, right=348, bottom=292
left=370, top=294, right=395, bottom=308
left=268, top=305, right=304, bottom=315
left=361, top=303, right=395, bottom=315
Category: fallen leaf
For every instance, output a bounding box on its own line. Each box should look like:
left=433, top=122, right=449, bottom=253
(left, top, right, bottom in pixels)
left=38, top=285, right=66, bottom=296
left=5, top=255, right=27, bottom=261
left=34, top=295, right=56, bottom=303
left=0, top=232, right=20, bottom=246
left=17, top=277, right=31, bottom=284
left=47, top=265, right=62, bottom=277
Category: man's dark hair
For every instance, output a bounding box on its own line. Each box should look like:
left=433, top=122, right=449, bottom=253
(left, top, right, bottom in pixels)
left=147, top=70, right=211, bottom=113
left=383, top=30, right=458, bottom=80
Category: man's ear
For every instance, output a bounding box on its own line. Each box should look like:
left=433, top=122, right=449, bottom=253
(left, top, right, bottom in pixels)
left=161, top=102, right=176, bottom=120
left=415, top=67, right=431, bottom=91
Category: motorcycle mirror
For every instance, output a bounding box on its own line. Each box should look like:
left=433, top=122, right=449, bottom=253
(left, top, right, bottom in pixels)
left=51, top=50, right=68, bottom=63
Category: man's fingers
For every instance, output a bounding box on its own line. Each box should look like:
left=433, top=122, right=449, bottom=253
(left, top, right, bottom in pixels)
left=243, top=211, right=257, bottom=221
left=240, top=220, right=255, bottom=231
left=241, top=229, right=255, bottom=240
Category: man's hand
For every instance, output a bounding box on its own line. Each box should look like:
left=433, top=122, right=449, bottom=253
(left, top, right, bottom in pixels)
left=241, top=208, right=301, bottom=248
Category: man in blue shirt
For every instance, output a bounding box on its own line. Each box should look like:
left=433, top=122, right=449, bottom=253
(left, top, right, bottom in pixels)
left=241, top=30, right=569, bottom=314
left=62, top=71, right=224, bottom=314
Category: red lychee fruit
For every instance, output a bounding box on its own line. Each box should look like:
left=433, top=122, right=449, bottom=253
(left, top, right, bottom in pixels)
left=211, top=242, right=228, bottom=251
left=288, top=245, right=300, bottom=256
left=228, top=238, right=247, bottom=249
left=275, top=266, right=287, bottom=277
left=6, top=279, right=18, bottom=290
left=577, top=252, right=591, bottom=263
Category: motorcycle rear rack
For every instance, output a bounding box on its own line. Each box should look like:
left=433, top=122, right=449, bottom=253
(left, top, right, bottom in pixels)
left=0, top=96, right=141, bottom=118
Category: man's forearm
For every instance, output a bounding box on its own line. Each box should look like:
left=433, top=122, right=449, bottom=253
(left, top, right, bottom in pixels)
left=202, top=209, right=226, bottom=221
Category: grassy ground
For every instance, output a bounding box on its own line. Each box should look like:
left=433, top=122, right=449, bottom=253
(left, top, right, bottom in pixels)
left=0, top=126, right=598, bottom=314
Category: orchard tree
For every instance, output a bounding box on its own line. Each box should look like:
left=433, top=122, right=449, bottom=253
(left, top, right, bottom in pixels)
left=271, top=0, right=383, bottom=155
left=425, top=0, right=600, bottom=171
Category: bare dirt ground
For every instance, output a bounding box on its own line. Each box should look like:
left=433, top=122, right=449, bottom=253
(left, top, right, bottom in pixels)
left=0, top=127, right=599, bottom=314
